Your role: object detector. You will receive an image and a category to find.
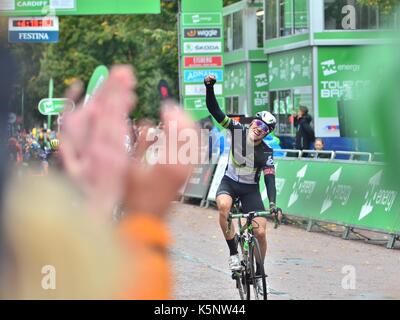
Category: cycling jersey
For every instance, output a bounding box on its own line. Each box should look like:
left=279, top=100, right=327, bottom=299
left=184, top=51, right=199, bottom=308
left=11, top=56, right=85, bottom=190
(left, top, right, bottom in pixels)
left=206, top=85, right=276, bottom=205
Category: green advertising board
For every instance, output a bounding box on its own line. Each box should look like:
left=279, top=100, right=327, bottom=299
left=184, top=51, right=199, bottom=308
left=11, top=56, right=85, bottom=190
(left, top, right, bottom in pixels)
left=182, top=0, right=223, bottom=13
left=180, top=0, right=224, bottom=121
left=184, top=97, right=224, bottom=111
left=317, top=46, right=371, bottom=118
left=260, top=159, right=400, bottom=235
left=182, top=13, right=222, bottom=26
left=38, top=98, right=74, bottom=115
left=84, top=65, right=109, bottom=106
left=268, top=47, right=312, bottom=90
left=0, top=0, right=160, bottom=16
left=251, top=62, right=269, bottom=115
left=224, top=63, right=246, bottom=96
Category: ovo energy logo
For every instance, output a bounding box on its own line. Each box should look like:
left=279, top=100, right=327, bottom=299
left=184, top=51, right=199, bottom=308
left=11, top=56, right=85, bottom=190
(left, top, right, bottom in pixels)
left=321, top=59, right=361, bottom=77
left=288, top=165, right=316, bottom=207
left=321, top=59, right=338, bottom=76
left=359, top=170, right=398, bottom=220
left=254, top=73, right=268, bottom=88
left=320, top=167, right=352, bottom=214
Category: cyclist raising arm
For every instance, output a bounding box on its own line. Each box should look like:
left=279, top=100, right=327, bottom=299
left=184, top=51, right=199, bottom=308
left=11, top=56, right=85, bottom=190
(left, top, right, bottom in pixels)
left=205, top=74, right=279, bottom=293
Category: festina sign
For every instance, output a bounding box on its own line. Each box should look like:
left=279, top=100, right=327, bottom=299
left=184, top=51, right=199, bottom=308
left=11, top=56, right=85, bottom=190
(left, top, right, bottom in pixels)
left=9, top=30, right=59, bottom=42
left=184, top=56, right=223, bottom=68
left=8, top=16, right=59, bottom=43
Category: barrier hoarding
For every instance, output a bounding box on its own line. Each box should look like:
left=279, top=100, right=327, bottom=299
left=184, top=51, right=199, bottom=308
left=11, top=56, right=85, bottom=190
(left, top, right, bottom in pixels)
left=183, top=163, right=217, bottom=205
left=260, top=159, right=400, bottom=235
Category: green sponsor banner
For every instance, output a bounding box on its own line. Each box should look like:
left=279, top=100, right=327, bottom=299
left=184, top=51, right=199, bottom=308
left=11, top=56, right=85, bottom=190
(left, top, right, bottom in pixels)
left=251, top=62, right=269, bottom=115
left=260, top=159, right=400, bottom=234
left=180, top=0, right=224, bottom=121
left=182, top=12, right=222, bottom=26
left=268, top=47, right=312, bottom=90
left=184, top=97, right=225, bottom=122
left=184, top=97, right=224, bottom=111
left=1, top=0, right=160, bottom=16
left=84, top=65, right=109, bottom=105
left=182, top=0, right=222, bottom=13
left=317, top=46, right=371, bottom=118
left=224, top=63, right=246, bottom=96
left=38, top=98, right=74, bottom=115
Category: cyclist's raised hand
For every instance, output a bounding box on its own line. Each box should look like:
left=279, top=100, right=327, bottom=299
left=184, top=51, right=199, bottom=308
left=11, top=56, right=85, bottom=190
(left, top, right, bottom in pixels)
left=204, top=75, right=216, bottom=88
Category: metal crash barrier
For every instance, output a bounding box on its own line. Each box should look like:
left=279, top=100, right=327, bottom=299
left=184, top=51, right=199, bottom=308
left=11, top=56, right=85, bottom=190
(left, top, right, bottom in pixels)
left=259, top=150, right=400, bottom=249
left=182, top=147, right=400, bottom=249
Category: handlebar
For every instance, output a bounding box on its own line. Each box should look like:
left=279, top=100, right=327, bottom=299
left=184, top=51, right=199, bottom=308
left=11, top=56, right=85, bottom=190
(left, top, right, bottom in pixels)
left=227, top=209, right=282, bottom=233
left=228, top=211, right=271, bottom=220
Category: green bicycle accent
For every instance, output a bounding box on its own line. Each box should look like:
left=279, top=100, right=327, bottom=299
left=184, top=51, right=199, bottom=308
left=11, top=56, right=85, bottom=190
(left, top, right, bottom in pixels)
left=220, top=116, right=231, bottom=128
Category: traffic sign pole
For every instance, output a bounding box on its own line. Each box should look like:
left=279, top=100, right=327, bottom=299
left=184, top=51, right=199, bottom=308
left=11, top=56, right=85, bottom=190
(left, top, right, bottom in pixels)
left=48, top=78, right=54, bottom=130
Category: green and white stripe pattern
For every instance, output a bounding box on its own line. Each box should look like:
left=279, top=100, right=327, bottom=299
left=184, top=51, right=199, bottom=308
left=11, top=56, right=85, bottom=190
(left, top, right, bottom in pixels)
left=220, top=116, right=231, bottom=129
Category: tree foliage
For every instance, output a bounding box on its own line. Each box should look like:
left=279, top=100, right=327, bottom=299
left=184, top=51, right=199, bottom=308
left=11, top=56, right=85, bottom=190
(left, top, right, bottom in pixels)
left=10, top=2, right=179, bottom=127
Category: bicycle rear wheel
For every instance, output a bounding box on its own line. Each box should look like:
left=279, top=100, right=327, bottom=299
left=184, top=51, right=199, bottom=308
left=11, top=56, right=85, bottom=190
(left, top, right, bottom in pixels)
left=249, top=237, right=267, bottom=300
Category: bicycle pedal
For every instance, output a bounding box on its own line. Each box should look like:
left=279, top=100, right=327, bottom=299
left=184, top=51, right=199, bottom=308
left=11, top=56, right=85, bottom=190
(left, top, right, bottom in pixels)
left=231, top=272, right=240, bottom=280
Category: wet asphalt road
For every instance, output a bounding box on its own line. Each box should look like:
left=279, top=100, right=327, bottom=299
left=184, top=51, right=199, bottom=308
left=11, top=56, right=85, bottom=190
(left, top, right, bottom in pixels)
left=167, top=203, right=400, bottom=300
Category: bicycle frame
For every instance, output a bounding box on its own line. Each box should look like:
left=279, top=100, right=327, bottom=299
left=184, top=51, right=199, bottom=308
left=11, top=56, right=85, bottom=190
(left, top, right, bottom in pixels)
left=227, top=204, right=270, bottom=268
left=227, top=205, right=271, bottom=300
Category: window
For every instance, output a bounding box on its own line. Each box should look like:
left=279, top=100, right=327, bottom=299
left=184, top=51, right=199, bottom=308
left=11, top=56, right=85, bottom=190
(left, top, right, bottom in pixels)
left=269, top=87, right=312, bottom=136
left=266, top=0, right=278, bottom=39
left=224, top=15, right=232, bottom=52
left=265, top=0, right=308, bottom=39
left=269, top=90, right=293, bottom=135
left=226, top=97, right=239, bottom=114
left=324, top=0, right=379, bottom=30
left=379, top=11, right=399, bottom=29
left=224, top=11, right=243, bottom=51
left=232, top=11, right=243, bottom=50
left=279, top=0, right=293, bottom=36
left=257, top=10, right=264, bottom=47
left=294, top=0, right=308, bottom=34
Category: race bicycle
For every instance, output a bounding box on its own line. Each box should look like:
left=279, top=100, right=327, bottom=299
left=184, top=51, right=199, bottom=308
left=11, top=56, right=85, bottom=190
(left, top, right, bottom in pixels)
left=227, top=199, right=281, bottom=300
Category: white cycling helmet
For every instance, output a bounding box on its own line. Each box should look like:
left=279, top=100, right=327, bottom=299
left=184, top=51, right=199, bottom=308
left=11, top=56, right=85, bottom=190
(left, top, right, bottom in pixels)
left=255, top=111, right=277, bottom=132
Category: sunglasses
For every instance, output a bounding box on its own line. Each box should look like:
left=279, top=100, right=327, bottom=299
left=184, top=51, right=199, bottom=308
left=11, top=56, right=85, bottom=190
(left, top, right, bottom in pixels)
left=253, top=120, right=270, bottom=134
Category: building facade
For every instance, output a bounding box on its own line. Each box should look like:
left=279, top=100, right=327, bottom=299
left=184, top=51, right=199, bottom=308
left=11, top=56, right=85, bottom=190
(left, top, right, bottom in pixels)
left=223, top=0, right=397, bottom=150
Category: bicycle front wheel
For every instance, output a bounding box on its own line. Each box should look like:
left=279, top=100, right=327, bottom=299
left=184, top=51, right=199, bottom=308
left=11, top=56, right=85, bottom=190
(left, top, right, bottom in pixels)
left=249, top=237, right=267, bottom=300
left=235, top=235, right=248, bottom=301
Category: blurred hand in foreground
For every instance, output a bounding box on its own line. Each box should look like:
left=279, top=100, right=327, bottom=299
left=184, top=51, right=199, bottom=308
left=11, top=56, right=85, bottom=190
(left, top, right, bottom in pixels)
left=61, top=65, right=195, bottom=218
left=125, top=103, right=197, bottom=218
left=61, top=66, right=136, bottom=216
